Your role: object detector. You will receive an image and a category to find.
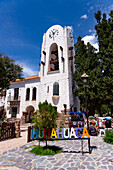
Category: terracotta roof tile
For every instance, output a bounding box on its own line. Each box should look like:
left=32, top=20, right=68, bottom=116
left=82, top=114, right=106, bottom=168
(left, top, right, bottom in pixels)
left=15, top=75, right=40, bottom=82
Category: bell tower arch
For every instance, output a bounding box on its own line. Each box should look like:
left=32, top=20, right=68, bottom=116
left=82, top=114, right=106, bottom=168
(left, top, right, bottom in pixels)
left=48, top=43, right=59, bottom=72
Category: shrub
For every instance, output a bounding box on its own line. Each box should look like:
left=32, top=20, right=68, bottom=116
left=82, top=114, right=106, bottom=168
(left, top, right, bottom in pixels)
left=30, top=145, right=62, bottom=155
left=32, top=100, right=58, bottom=129
left=104, top=130, right=113, bottom=144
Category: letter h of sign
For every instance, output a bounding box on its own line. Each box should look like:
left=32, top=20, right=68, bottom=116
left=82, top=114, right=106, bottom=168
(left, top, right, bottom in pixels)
left=32, top=128, right=38, bottom=139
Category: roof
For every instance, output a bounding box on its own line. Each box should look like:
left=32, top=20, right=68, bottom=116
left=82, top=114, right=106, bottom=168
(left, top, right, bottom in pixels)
left=15, top=75, right=40, bottom=82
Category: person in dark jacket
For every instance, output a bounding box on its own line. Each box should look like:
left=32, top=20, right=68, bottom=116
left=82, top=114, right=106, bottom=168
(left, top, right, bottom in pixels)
left=105, top=119, right=111, bottom=128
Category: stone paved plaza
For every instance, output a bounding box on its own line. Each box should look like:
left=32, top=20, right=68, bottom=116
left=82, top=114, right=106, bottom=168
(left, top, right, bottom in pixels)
left=0, top=136, right=113, bottom=170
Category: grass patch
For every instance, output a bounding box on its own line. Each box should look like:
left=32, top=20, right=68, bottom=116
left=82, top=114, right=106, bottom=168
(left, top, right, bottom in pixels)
left=104, top=130, right=113, bottom=145
left=29, top=145, right=62, bottom=155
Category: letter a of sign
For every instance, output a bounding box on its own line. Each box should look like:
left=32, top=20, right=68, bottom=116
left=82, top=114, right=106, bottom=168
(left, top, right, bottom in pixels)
left=82, top=127, right=90, bottom=138
left=70, top=128, right=76, bottom=138
left=50, top=128, right=57, bottom=138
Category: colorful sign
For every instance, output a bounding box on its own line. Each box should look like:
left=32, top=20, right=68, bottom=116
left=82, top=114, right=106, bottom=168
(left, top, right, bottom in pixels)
left=32, top=127, right=90, bottom=140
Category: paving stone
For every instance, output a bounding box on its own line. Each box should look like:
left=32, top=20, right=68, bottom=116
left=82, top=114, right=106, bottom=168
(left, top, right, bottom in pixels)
left=0, top=136, right=113, bottom=169
left=23, top=159, right=32, bottom=162
left=0, top=161, right=16, bottom=166
left=71, top=163, right=75, bottom=166
left=87, top=166, right=95, bottom=169
left=4, top=156, right=16, bottom=161
left=51, top=167, right=59, bottom=170
left=82, top=161, right=90, bottom=166
left=75, top=161, right=81, bottom=166
left=32, top=168, right=45, bottom=170
left=67, top=160, right=73, bottom=162
left=67, top=168, right=78, bottom=170
left=79, top=156, right=86, bottom=161
left=40, top=160, right=49, bottom=166
left=63, top=163, right=70, bottom=168
left=96, top=162, right=101, bottom=166
left=98, top=166, right=107, bottom=169
left=15, top=164, right=30, bottom=169
left=65, top=154, right=72, bottom=158
left=46, top=163, right=52, bottom=168
left=108, top=165, right=113, bottom=170
left=0, top=158, right=4, bottom=162
left=79, top=165, right=86, bottom=169
left=91, top=162, right=96, bottom=166
left=85, top=157, right=94, bottom=162
left=26, top=162, right=32, bottom=166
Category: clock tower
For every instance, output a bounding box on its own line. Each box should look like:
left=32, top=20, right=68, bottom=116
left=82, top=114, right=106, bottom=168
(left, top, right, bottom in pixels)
left=39, top=25, right=80, bottom=113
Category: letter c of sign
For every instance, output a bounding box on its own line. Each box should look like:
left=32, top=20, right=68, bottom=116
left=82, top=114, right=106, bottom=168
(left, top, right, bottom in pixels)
left=76, top=128, right=82, bottom=138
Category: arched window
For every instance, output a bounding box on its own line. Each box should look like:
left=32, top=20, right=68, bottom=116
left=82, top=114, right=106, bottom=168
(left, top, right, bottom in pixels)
left=32, top=87, right=36, bottom=100
left=26, top=88, right=30, bottom=100
left=48, top=43, right=59, bottom=72
left=53, top=82, right=59, bottom=96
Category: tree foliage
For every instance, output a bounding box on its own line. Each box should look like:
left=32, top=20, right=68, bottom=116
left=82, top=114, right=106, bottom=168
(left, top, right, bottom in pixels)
left=94, top=10, right=113, bottom=115
left=74, top=10, right=113, bottom=116
left=32, top=100, right=58, bottom=129
left=74, top=37, right=103, bottom=115
left=0, top=54, right=23, bottom=92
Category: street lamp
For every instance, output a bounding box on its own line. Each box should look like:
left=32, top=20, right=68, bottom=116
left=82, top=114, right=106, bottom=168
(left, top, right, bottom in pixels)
left=81, top=72, right=89, bottom=130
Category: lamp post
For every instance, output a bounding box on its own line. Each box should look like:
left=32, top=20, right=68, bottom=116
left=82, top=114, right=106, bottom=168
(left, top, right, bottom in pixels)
left=81, top=73, right=89, bottom=130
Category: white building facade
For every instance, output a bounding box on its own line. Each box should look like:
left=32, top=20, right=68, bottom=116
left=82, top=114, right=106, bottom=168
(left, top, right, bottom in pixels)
left=5, top=25, right=80, bottom=122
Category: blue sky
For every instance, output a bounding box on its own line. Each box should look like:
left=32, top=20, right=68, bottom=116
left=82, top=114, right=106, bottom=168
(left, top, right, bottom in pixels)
left=0, top=0, right=113, bottom=77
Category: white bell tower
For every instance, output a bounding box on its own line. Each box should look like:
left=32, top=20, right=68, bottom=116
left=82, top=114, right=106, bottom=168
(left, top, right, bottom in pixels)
left=39, top=25, right=80, bottom=112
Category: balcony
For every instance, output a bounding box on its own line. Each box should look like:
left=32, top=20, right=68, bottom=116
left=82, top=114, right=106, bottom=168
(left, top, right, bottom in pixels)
left=7, top=96, right=21, bottom=102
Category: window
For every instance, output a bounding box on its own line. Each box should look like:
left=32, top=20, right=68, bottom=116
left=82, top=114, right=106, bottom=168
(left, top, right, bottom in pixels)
left=14, top=88, right=19, bottom=100
left=48, top=43, right=59, bottom=72
left=53, top=82, right=59, bottom=96
left=32, top=87, right=36, bottom=100
left=47, top=86, right=49, bottom=93
left=26, top=88, right=30, bottom=100
left=12, top=107, right=17, bottom=117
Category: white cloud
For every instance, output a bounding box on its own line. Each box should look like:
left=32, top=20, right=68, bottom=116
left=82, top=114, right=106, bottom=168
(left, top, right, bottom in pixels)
left=22, top=65, right=38, bottom=77
left=109, top=4, right=113, bottom=10
left=17, top=61, right=38, bottom=77
left=90, top=6, right=94, bottom=10
left=80, top=14, right=88, bottom=19
left=78, top=23, right=81, bottom=27
left=82, top=34, right=99, bottom=51
left=89, top=30, right=92, bottom=33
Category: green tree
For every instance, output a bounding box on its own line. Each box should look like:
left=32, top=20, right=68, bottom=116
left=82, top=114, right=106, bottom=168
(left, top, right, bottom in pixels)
left=74, top=10, right=113, bottom=117
left=94, top=10, right=113, bottom=116
left=32, top=100, right=58, bottom=129
left=74, top=36, right=106, bottom=116
left=0, top=54, right=23, bottom=92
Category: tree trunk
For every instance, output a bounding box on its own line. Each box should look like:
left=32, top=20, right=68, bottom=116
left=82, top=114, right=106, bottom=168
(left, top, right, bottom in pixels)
left=99, top=107, right=102, bottom=117
left=111, top=107, right=113, bottom=118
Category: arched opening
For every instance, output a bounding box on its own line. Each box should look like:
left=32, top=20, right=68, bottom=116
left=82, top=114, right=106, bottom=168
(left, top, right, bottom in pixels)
left=32, top=87, right=36, bottom=100
left=26, top=88, right=30, bottom=100
left=26, top=105, right=35, bottom=123
left=53, top=82, right=59, bottom=96
left=48, top=43, right=59, bottom=72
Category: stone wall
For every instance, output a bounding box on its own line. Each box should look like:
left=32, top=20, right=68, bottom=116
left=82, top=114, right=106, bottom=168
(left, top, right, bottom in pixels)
left=6, top=118, right=21, bottom=138
left=56, top=109, right=71, bottom=128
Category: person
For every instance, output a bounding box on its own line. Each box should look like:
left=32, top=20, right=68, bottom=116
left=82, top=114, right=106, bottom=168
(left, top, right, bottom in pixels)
left=89, top=123, right=97, bottom=136
left=105, top=119, right=111, bottom=128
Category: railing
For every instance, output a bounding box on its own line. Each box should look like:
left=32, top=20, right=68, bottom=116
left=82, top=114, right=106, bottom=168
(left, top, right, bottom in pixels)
left=0, top=123, right=15, bottom=141
left=7, top=96, right=21, bottom=102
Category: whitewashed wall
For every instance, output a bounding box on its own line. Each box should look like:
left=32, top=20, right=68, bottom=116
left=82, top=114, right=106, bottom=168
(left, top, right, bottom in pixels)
left=5, top=79, right=40, bottom=118
left=39, top=25, right=80, bottom=112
